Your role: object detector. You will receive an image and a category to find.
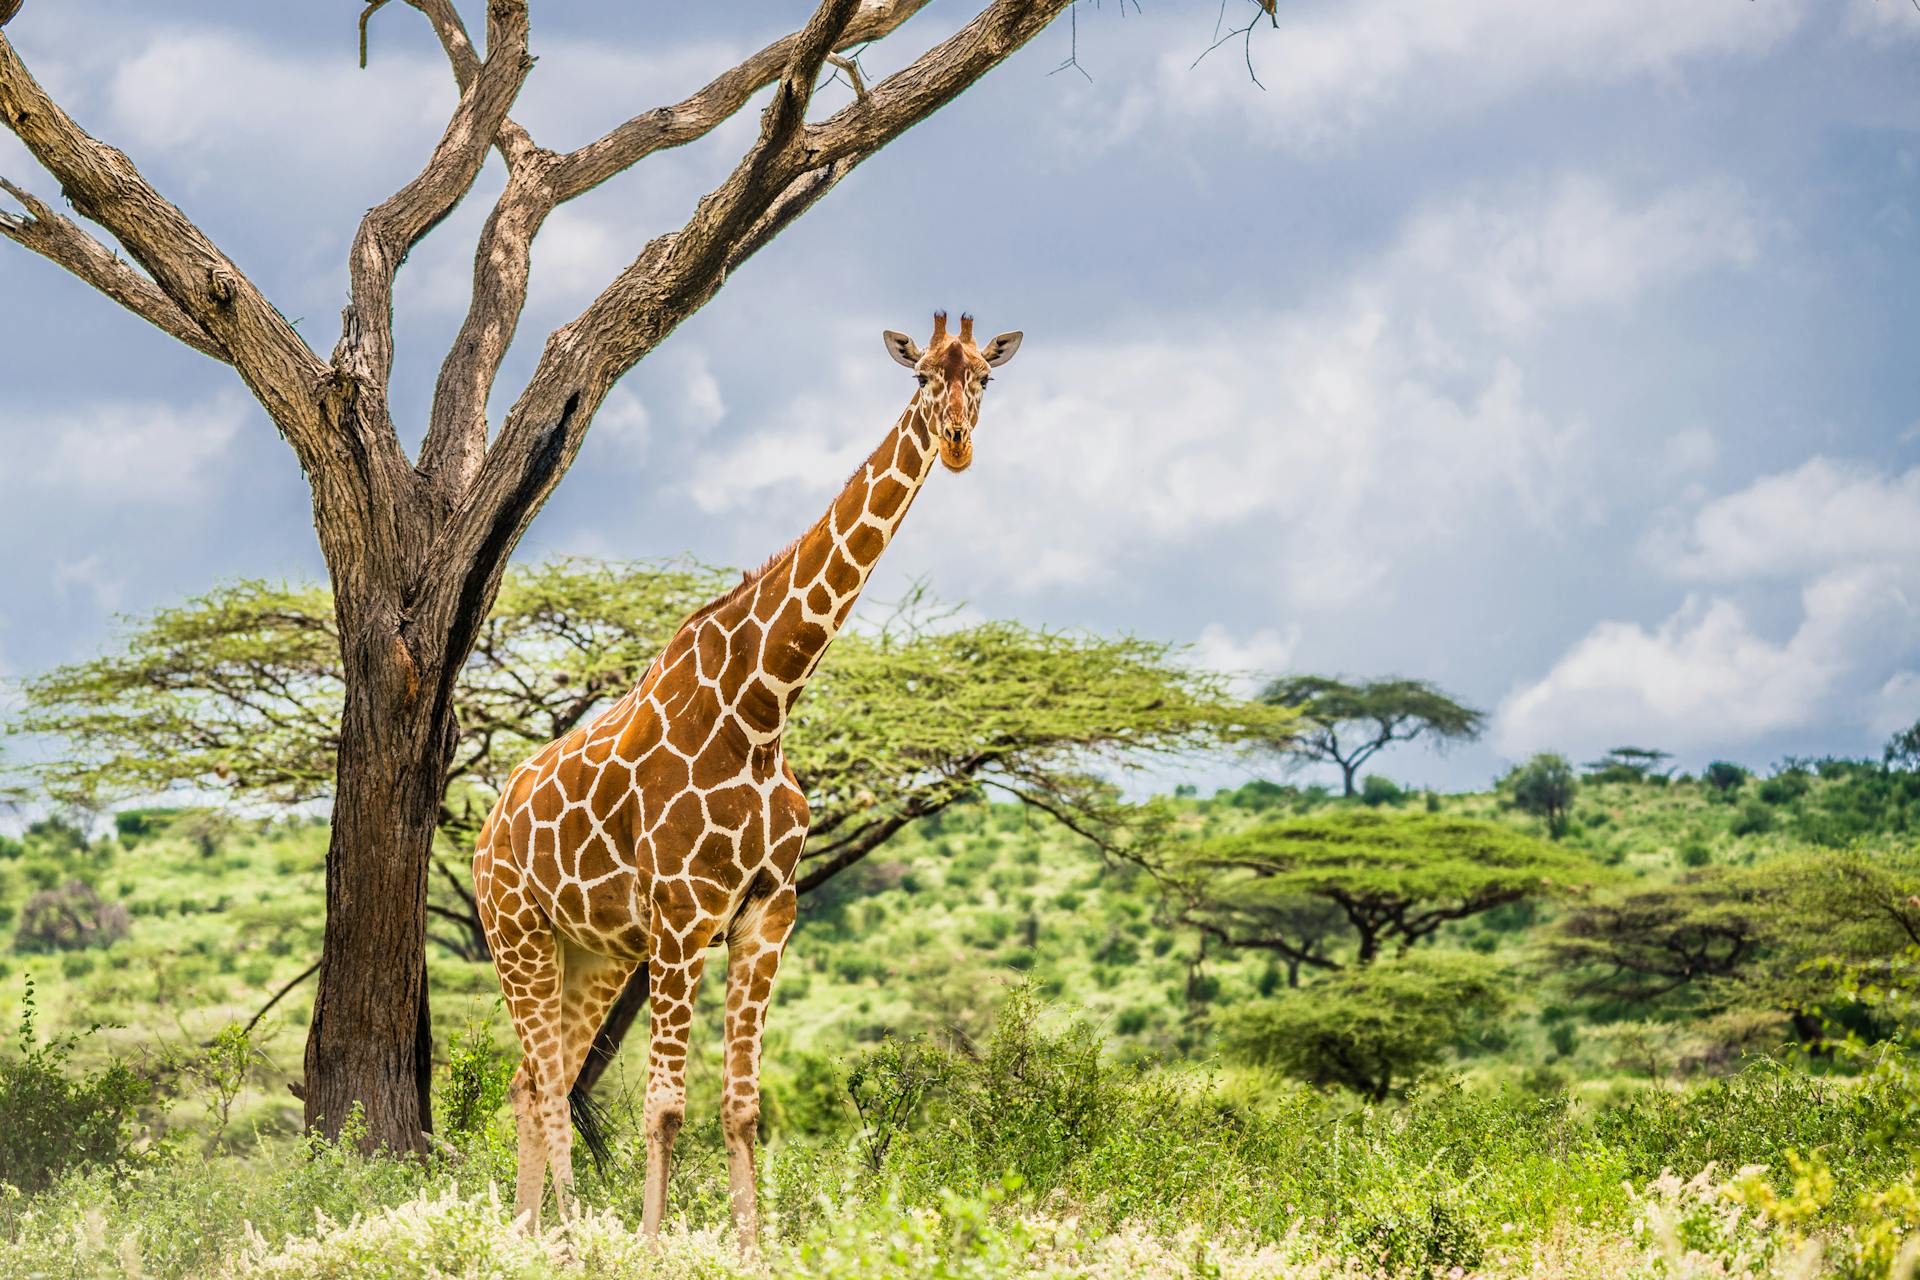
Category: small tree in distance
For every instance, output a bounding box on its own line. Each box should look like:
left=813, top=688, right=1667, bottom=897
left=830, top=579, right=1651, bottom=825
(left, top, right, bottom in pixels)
left=1504, top=753, right=1578, bottom=839
left=1171, top=810, right=1602, bottom=968
left=1886, top=719, right=1920, bottom=771
left=1219, top=951, right=1510, bottom=1101
left=1584, top=746, right=1673, bottom=785
left=1258, top=676, right=1486, bottom=797
left=1703, top=761, right=1749, bottom=797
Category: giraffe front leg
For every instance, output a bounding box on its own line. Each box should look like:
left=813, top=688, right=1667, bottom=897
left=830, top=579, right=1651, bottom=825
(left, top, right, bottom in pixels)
left=722, top=886, right=796, bottom=1253
left=641, top=940, right=708, bottom=1236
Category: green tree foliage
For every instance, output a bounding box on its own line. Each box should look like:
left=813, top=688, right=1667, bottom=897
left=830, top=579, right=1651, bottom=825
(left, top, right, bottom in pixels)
left=1779, top=759, right=1920, bottom=845
left=1885, top=719, right=1920, bottom=771
left=1257, top=676, right=1484, bottom=797
left=8, top=560, right=1288, bottom=910
left=1218, top=951, right=1511, bottom=1100
left=1172, top=811, right=1602, bottom=968
left=1583, top=746, right=1673, bottom=785
left=1547, top=851, right=1920, bottom=1027
left=1703, top=761, right=1749, bottom=797
left=1503, top=753, right=1578, bottom=838
left=1547, top=869, right=1768, bottom=1004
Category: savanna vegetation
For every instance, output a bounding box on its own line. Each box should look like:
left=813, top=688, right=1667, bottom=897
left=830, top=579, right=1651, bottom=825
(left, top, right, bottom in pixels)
left=2, top=561, right=1918, bottom=1278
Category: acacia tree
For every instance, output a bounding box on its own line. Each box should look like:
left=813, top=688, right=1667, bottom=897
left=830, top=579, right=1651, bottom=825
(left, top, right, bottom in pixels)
left=10, top=559, right=1288, bottom=1064
left=1548, top=852, right=1920, bottom=1022
left=1170, top=810, right=1602, bottom=968
left=1258, top=676, right=1484, bottom=797
left=0, top=0, right=1078, bottom=1148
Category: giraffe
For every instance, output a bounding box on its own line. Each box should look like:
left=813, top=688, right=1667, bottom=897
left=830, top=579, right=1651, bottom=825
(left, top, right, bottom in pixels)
left=472, top=311, right=1023, bottom=1245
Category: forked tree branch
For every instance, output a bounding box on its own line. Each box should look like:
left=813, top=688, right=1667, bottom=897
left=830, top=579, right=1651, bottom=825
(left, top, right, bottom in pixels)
left=0, top=30, right=330, bottom=463
left=550, top=0, right=932, bottom=202
left=0, top=178, right=228, bottom=361
left=398, top=0, right=540, bottom=165
left=334, top=1, right=531, bottom=409
left=415, top=0, right=934, bottom=492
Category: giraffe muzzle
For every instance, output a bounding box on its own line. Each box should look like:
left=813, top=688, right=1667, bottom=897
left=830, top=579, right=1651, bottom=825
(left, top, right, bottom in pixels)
left=937, top=423, right=973, bottom=473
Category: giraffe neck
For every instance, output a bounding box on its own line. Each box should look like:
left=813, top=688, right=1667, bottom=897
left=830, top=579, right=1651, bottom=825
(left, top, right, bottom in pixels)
left=708, top=393, right=939, bottom=736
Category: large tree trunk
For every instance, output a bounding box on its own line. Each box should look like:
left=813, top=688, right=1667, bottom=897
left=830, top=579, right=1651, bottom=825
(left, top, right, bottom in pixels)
left=301, top=571, right=472, bottom=1150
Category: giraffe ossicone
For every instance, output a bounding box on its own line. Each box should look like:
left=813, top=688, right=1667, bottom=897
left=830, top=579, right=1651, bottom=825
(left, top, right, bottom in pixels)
left=474, top=311, right=1024, bottom=1245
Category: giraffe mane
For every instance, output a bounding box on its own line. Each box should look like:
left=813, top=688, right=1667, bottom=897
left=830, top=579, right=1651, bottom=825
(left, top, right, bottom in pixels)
left=680, top=445, right=899, bottom=626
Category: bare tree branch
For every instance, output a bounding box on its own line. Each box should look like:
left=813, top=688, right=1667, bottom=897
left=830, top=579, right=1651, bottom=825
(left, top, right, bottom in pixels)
left=334, top=1, right=531, bottom=407
left=825, top=53, right=870, bottom=100
left=0, top=30, right=330, bottom=461
left=0, top=178, right=228, bottom=361
left=551, top=0, right=930, bottom=202
left=397, top=0, right=540, bottom=164
left=240, top=958, right=321, bottom=1040
left=416, top=1, right=933, bottom=492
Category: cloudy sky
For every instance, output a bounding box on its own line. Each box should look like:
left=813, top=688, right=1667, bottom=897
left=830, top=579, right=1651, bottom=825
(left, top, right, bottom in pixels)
left=2, top=0, right=1917, bottom=793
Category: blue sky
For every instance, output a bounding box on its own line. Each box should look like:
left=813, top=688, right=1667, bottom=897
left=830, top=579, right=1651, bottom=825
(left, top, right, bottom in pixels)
left=2, top=0, right=1918, bottom=794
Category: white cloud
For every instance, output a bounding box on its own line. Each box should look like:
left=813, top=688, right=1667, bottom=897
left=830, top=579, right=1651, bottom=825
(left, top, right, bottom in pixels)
left=101, top=30, right=450, bottom=177
left=1660, top=427, right=1721, bottom=478
left=1392, top=177, right=1760, bottom=337
left=1493, top=566, right=1919, bottom=757
left=1115, top=0, right=1805, bottom=151
left=52, top=555, right=128, bottom=613
left=677, top=351, right=727, bottom=432
left=1845, top=0, right=1920, bottom=44
left=1498, top=457, right=1920, bottom=759
left=592, top=388, right=653, bottom=464
left=1193, top=623, right=1301, bottom=696
left=1647, top=457, right=1920, bottom=580
left=686, top=175, right=1755, bottom=605
left=34, top=394, right=249, bottom=503
left=1871, top=671, right=1920, bottom=738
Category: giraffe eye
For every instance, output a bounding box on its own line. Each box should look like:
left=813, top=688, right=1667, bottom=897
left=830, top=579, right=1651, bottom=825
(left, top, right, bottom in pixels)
left=916, top=374, right=929, bottom=386
left=980, top=375, right=991, bottom=386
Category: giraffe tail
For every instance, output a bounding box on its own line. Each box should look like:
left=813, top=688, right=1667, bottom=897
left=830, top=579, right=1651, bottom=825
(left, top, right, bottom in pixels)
left=568, top=1081, right=614, bottom=1175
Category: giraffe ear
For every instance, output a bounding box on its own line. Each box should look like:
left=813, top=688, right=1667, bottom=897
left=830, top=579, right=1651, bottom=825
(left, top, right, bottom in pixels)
left=979, top=331, right=1023, bottom=367
left=882, top=330, right=923, bottom=368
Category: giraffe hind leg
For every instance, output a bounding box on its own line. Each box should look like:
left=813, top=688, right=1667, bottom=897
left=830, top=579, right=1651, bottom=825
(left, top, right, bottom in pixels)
left=722, top=885, right=797, bottom=1252
left=543, top=940, right=640, bottom=1217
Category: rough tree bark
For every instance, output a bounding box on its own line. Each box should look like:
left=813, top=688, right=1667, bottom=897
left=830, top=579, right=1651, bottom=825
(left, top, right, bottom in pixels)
left=0, top=0, right=1071, bottom=1150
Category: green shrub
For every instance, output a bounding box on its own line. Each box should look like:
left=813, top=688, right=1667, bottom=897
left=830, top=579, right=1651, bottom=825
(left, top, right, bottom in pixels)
left=1679, top=837, right=1713, bottom=867
left=1360, top=774, right=1404, bottom=807
left=0, top=977, right=152, bottom=1192
left=114, top=808, right=182, bottom=847
left=1219, top=951, right=1511, bottom=1100
left=1729, top=798, right=1774, bottom=837
left=1548, top=1022, right=1579, bottom=1057
left=1704, top=761, right=1748, bottom=797
left=15, top=879, right=131, bottom=953
left=1758, top=770, right=1811, bottom=805
left=436, top=1018, right=514, bottom=1144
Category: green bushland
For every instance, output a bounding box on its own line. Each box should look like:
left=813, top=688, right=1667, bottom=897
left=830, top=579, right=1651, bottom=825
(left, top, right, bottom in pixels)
left=1, top=753, right=1918, bottom=1276
left=2, top=983, right=1917, bottom=1279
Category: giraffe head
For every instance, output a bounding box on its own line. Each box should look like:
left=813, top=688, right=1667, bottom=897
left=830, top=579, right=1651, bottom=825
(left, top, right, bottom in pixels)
left=882, top=311, right=1022, bottom=472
